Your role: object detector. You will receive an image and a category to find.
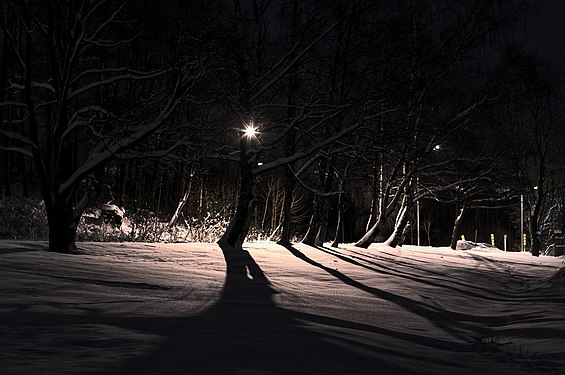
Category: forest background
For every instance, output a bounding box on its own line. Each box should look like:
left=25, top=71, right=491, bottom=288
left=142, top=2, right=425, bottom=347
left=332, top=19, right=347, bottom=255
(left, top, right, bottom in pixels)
left=1, top=0, right=564, bottom=256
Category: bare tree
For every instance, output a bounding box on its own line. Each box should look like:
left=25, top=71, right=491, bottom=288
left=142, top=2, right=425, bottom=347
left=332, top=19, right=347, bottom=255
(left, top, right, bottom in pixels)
left=354, top=0, right=526, bottom=248
left=499, top=50, right=565, bottom=256
left=215, top=0, right=392, bottom=249
left=0, top=1, right=208, bottom=252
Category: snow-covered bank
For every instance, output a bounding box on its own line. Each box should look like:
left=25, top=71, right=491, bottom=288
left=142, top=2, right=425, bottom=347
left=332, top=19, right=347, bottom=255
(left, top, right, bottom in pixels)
left=1, top=240, right=563, bottom=374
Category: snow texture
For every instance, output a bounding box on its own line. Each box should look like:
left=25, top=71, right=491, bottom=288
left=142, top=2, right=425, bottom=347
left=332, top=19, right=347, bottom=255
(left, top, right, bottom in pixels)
left=1, top=240, right=564, bottom=374
left=456, top=240, right=497, bottom=250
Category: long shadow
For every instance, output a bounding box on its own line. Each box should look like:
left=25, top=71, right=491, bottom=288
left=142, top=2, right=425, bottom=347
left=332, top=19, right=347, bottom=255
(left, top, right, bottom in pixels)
left=333, top=246, right=565, bottom=303
left=318, top=246, right=546, bottom=303
left=0, top=240, right=45, bottom=254
left=2, top=243, right=431, bottom=374
left=282, top=244, right=539, bottom=341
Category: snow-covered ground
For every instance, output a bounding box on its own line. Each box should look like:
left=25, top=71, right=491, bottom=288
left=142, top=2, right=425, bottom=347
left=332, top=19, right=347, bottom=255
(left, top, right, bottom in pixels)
left=1, top=240, right=564, bottom=374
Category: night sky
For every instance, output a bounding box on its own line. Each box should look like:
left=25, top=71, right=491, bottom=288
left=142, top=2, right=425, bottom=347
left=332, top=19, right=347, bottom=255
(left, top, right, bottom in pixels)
left=527, top=0, right=565, bottom=77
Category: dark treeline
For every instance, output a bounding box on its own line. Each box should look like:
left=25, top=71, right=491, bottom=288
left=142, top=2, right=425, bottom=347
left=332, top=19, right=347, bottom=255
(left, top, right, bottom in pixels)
left=1, top=0, right=564, bottom=255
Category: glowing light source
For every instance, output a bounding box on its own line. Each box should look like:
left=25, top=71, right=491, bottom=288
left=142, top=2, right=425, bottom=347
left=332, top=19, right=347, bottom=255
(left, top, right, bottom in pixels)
left=243, top=123, right=258, bottom=139
left=434, top=144, right=441, bottom=151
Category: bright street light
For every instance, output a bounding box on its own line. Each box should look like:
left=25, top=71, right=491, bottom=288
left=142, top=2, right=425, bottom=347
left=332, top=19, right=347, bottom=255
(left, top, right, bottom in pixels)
left=243, top=123, right=258, bottom=139
left=434, top=144, right=441, bottom=151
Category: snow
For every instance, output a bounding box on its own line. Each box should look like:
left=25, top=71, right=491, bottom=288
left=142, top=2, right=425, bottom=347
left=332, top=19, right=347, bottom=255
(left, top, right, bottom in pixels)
left=1, top=240, right=564, bottom=374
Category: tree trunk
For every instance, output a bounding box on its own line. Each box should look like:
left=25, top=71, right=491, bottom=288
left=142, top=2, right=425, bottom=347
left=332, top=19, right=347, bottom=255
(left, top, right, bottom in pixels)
left=450, top=203, right=466, bottom=250
left=21, top=158, right=29, bottom=198
left=355, top=160, right=407, bottom=248
left=366, top=160, right=381, bottom=232
left=531, top=232, right=541, bottom=257
left=355, top=187, right=388, bottom=248
left=199, top=176, right=207, bottom=219
left=399, top=221, right=411, bottom=246
left=331, top=188, right=345, bottom=248
left=302, top=199, right=322, bottom=246
left=168, top=164, right=195, bottom=229
left=168, top=188, right=190, bottom=229
left=385, top=195, right=411, bottom=248
left=2, top=154, right=10, bottom=197
left=48, top=215, right=78, bottom=253
left=46, top=194, right=83, bottom=253
left=278, top=0, right=299, bottom=246
left=302, top=159, right=328, bottom=246
left=356, top=214, right=384, bottom=248
left=529, top=186, right=543, bottom=257
left=278, top=172, right=295, bottom=245
left=219, top=140, right=255, bottom=249
left=529, top=213, right=540, bottom=257
left=0, top=29, right=10, bottom=198
left=316, top=163, right=335, bottom=245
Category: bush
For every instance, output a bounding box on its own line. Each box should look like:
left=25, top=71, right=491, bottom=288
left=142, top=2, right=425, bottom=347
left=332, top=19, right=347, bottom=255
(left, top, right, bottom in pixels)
left=76, top=208, right=230, bottom=243
left=0, top=197, right=49, bottom=240
left=0, top=197, right=269, bottom=244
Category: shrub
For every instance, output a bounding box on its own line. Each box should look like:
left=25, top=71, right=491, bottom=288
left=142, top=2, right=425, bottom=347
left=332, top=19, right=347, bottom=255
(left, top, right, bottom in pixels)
left=0, top=197, right=49, bottom=240
left=76, top=209, right=230, bottom=243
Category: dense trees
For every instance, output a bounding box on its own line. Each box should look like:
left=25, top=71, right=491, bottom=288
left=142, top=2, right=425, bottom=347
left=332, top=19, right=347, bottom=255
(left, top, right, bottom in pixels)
left=1, top=0, right=563, bottom=256
left=0, top=0, right=214, bottom=252
left=497, top=49, right=565, bottom=256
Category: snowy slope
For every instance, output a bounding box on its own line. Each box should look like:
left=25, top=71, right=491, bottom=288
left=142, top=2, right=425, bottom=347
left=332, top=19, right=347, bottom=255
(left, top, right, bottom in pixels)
left=0, top=240, right=563, bottom=374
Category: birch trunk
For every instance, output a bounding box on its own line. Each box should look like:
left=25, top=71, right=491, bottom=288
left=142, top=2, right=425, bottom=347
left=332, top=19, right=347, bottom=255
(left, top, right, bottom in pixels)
left=167, top=164, right=195, bottom=229
left=450, top=203, right=466, bottom=250
left=385, top=195, right=411, bottom=248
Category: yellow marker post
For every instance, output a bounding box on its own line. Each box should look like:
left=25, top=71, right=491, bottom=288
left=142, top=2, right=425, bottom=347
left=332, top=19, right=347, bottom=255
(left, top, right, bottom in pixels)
left=461, top=235, right=465, bottom=241
left=491, top=233, right=495, bottom=247
left=523, top=233, right=527, bottom=251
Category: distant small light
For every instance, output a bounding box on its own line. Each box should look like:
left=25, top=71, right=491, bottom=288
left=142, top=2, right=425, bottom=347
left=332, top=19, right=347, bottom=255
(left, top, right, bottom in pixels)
left=534, top=186, right=538, bottom=190
left=434, top=145, right=441, bottom=151
left=257, top=162, right=264, bottom=166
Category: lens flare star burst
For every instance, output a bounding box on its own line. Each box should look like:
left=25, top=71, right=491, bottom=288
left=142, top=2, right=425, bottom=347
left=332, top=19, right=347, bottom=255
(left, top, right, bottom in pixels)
left=243, top=124, right=258, bottom=139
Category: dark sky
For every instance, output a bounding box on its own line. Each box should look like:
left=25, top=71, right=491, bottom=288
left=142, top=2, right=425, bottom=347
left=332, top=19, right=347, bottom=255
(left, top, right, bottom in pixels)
left=526, top=0, right=565, bottom=73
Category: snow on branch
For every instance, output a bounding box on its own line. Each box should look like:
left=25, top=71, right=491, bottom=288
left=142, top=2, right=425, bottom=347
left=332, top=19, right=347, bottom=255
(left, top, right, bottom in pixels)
left=84, top=0, right=128, bottom=40
left=9, top=81, right=56, bottom=93
left=287, top=165, right=344, bottom=197
left=249, top=22, right=339, bottom=104
left=58, top=74, right=187, bottom=195
left=69, top=69, right=170, bottom=99
left=1, top=28, right=26, bottom=70
left=84, top=31, right=143, bottom=48
left=0, top=146, right=33, bottom=158
left=0, top=129, right=37, bottom=149
left=117, top=140, right=199, bottom=160
left=61, top=106, right=114, bottom=141
left=0, top=101, right=27, bottom=108
left=253, top=106, right=397, bottom=175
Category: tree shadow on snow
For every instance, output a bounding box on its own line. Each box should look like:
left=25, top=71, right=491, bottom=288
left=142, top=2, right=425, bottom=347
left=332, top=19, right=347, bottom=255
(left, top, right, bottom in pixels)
left=112, top=243, right=438, bottom=373
left=282, top=244, right=539, bottom=342
left=3, top=242, right=563, bottom=374
left=317, top=245, right=539, bottom=303
left=1, top=242, right=432, bottom=374
left=118, top=242, right=423, bottom=374
left=0, top=240, right=46, bottom=254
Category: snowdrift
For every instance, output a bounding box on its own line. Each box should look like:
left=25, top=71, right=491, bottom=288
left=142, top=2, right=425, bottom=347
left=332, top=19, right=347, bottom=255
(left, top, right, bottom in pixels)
left=0, top=240, right=564, bottom=374
left=455, top=240, right=497, bottom=250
